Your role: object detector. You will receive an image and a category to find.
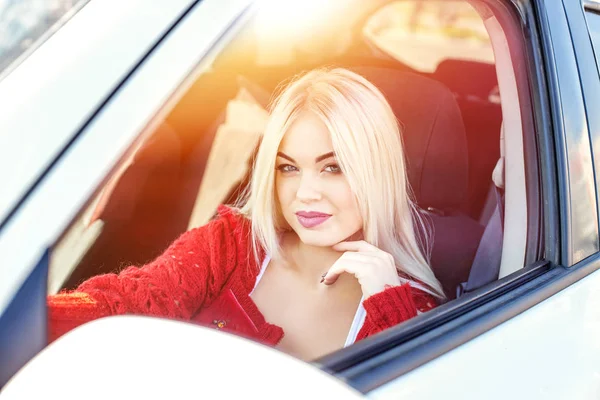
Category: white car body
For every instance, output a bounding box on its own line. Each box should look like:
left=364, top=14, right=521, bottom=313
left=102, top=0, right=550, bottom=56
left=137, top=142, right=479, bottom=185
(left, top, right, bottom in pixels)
left=1, top=0, right=600, bottom=398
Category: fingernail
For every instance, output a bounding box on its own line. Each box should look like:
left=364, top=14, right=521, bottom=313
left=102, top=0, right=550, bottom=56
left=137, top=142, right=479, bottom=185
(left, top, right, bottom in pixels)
left=320, top=273, right=326, bottom=283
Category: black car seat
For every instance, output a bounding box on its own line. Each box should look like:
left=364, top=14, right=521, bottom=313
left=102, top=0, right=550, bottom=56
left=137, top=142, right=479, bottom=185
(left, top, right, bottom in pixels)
left=351, top=66, right=484, bottom=299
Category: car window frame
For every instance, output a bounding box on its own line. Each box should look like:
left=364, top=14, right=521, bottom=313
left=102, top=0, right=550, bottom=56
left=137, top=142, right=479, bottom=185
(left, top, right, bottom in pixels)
left=585, top=8, right=600, bottom=70
left=545, top=0, right=599, bottom=266
left=562, top=0, right=600, bottom=264
left=0, top=0, right=252, bottom=323
left=581, top=3, right=600, bottom=225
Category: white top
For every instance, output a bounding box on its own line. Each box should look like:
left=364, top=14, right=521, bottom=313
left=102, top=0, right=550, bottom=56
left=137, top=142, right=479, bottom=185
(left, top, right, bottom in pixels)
left=250, top=256, right=367, bottom=347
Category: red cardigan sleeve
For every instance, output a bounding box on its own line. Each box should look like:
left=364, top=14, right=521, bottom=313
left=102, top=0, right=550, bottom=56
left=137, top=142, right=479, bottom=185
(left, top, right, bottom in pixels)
left=356, top=283, right=438, bottom=341
left=48, top=206, right=247, bottom=342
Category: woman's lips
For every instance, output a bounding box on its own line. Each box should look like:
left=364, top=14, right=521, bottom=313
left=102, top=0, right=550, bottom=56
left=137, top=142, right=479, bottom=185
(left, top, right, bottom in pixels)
left=295, top=211, right=332, bottom=228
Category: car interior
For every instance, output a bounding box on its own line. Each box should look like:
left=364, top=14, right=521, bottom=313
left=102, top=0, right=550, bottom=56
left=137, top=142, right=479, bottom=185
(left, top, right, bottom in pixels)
left=50, top=0, right=533, bottom=308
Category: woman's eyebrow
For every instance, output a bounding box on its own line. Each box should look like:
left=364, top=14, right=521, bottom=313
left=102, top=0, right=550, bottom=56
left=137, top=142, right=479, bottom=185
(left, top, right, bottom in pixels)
left=277, top=152, right=296, bottom=163
left=276, top=151, right=335, bottom=163
left=315, top=152, right=335, bottom=163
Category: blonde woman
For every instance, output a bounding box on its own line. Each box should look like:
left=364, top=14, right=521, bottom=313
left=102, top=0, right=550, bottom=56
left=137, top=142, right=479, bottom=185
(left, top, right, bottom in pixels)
left=49, top=68, right=445, bottom=361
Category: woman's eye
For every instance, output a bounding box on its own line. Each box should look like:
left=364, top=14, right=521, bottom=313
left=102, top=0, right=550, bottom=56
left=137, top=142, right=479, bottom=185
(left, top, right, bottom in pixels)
left=277, top=164, right=297, bottom=173
left=323, top=164, right=341, bottom=174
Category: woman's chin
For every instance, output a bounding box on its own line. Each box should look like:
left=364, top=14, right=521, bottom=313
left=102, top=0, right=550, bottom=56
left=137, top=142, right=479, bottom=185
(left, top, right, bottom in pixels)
left=295, top=229, right=343, bottom=248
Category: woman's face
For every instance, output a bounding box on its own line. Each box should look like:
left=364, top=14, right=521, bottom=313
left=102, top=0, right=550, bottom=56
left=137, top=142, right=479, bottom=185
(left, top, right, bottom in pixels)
left=275, top=112, right=363, bottom=247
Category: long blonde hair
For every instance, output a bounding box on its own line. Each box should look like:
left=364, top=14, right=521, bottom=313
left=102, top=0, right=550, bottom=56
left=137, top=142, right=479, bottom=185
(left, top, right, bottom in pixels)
left=240, top=68, right=445, bottom=299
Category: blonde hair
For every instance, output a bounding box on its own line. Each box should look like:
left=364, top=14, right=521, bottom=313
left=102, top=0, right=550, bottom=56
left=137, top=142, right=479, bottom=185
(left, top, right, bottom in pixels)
left=240, top=67, right=445, bottom=299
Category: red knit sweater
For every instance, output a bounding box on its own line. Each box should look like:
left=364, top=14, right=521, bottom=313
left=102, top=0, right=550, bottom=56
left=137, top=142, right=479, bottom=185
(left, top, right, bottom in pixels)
left=48, top=205, right=437, bottom=346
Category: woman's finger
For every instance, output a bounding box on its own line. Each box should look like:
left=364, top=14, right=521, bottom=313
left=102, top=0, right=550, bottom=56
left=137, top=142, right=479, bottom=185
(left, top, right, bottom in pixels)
left=334, top=251, right=379, bottom=265
left=322, top=259, right=363, bottom=286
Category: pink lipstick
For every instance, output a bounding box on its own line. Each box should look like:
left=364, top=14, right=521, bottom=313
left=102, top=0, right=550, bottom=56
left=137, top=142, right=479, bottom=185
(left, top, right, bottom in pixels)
left=296, top=211, right=331, bottom=228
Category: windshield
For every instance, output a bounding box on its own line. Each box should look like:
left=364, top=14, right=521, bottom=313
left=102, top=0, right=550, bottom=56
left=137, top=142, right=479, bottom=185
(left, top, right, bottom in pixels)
left=0, top=0, right=90, bottom=80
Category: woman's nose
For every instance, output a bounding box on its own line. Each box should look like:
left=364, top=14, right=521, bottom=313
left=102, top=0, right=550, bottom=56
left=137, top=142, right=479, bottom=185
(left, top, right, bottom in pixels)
left=296, top=173, right=322, bottom=202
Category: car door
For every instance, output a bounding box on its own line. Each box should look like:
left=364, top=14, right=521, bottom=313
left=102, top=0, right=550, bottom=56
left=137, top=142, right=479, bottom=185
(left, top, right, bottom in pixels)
left=3, top=0, right=600, bottom=397
left=0, top=0, right=251, bottom=388
left=332, top=1, right=600, bottom=398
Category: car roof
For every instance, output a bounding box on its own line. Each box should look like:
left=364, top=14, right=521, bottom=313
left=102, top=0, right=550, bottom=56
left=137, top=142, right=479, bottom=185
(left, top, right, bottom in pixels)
left=0, top=0, right=195, bottom=229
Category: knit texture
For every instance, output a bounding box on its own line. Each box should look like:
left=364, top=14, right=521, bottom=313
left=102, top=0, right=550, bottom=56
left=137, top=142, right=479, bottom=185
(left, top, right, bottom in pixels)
left=356, top=283, right=435, bottom=340
left=48, top=205, right=436, bottom=346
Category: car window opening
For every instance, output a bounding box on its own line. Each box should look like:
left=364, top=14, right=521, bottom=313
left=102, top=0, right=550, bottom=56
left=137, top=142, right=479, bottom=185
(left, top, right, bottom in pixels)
left=47, top=0, right=534, bottom=364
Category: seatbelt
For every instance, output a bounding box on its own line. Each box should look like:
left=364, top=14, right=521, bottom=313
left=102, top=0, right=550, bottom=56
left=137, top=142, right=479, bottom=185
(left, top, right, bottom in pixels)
left=457, top=186, right=504, bottom=297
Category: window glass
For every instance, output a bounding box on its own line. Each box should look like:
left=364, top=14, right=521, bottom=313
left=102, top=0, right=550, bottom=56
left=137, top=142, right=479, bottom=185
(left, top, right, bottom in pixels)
left=587, top=11, right=600, bottom=70
left=364, top=0, right=493, bottom=73
left=0, top=0, right=90, bottom=79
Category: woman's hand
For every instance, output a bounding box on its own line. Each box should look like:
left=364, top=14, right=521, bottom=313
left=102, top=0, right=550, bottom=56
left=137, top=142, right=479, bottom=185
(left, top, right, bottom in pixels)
left=322, top=240, right=401, bottom=298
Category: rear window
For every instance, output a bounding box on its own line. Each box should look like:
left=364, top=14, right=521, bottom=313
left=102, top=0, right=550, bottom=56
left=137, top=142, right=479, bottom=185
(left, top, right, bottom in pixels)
left=0, top=0, right=90, bottom=79
left=364, top=0, right=494, bottom=72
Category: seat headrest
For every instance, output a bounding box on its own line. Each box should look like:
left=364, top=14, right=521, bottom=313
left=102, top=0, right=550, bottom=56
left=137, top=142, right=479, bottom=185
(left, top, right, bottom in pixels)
left=352, top=66, right=468, bottom=212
